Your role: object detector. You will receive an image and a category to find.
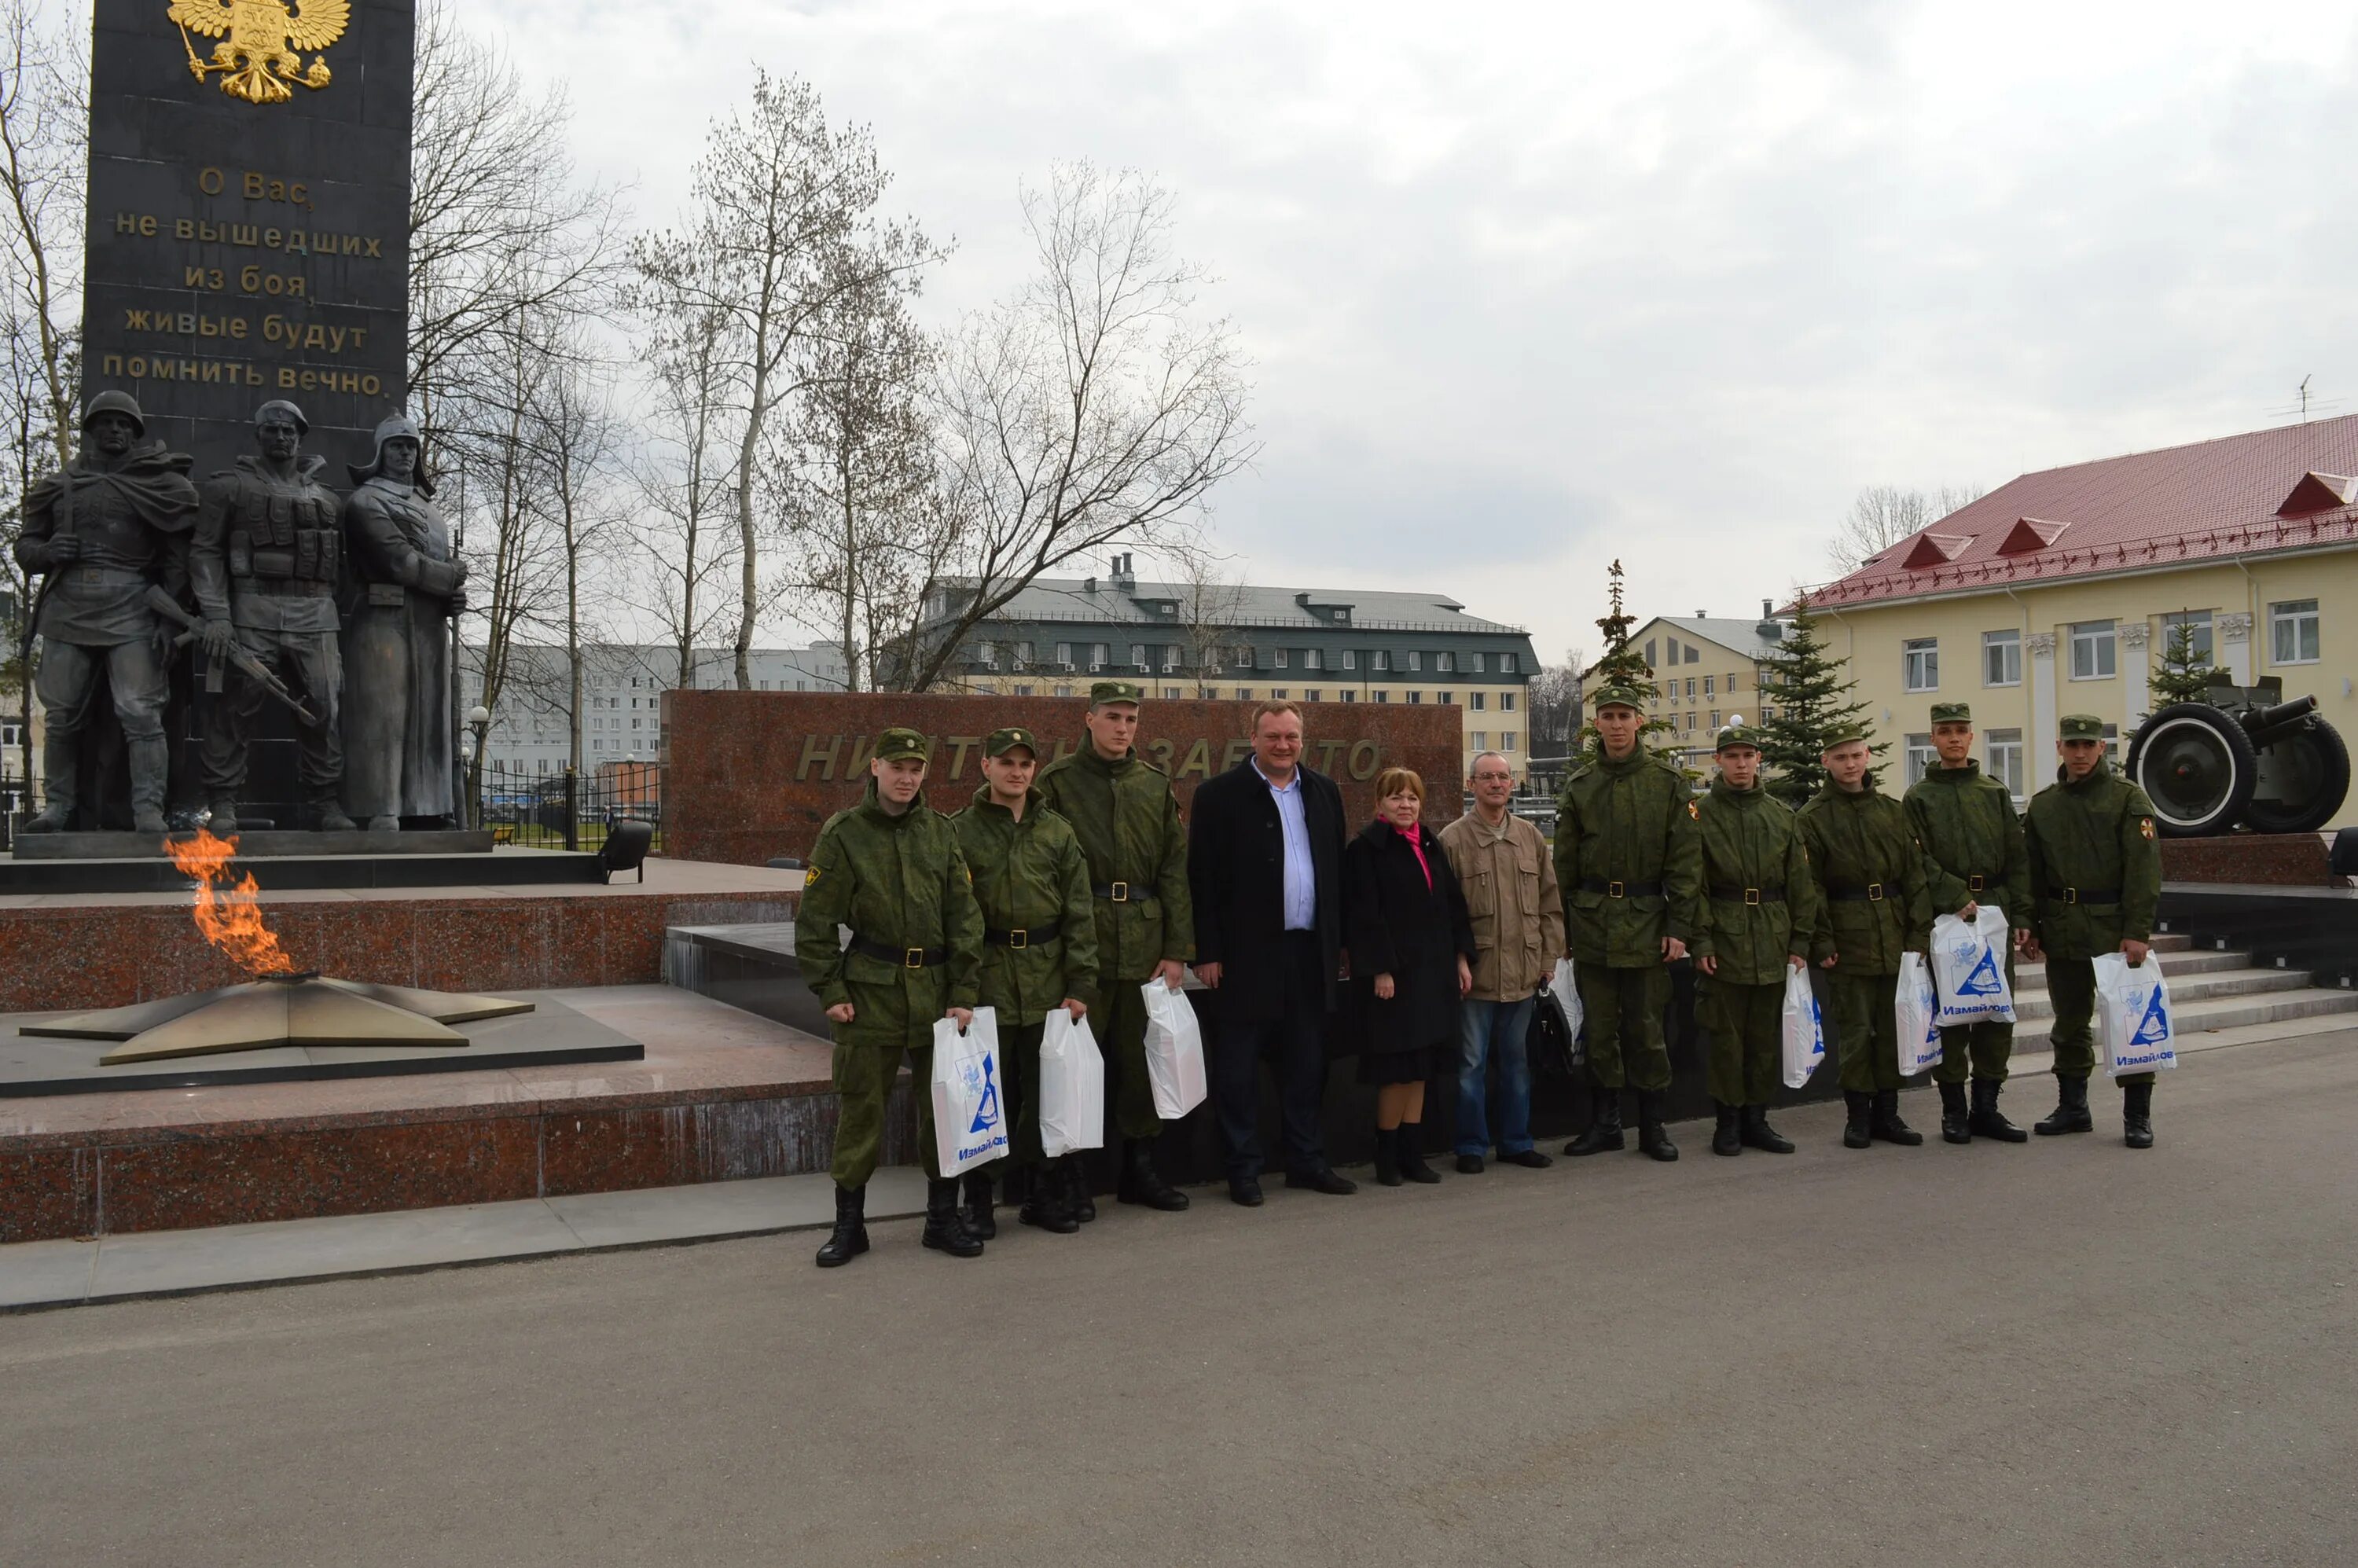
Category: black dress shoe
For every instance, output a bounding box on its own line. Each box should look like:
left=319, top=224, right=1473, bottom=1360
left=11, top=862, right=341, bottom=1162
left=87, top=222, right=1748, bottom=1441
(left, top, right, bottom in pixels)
left=1286, top=1166, right=1358, bottom=1195
left=1228, top=1177, right=1265, bottom=1206
left=1497, top=1148, right=1553, bottom=1169
left=1456, top=1153, right=1486, bottom=1174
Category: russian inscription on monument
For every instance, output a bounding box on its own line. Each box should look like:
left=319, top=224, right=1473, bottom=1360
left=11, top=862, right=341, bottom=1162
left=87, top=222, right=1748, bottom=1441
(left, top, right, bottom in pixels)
left=84, top=0, right=412, bottom=479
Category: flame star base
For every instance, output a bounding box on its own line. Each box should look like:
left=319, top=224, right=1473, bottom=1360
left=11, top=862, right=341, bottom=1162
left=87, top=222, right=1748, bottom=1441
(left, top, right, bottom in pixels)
left=24, top=975, right=535, bottom=1066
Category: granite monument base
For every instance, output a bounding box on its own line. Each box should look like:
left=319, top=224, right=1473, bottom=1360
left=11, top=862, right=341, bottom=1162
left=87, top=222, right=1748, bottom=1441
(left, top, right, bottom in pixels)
left=2158, top=832, right=2337, bottom=886
left=12, top=828, right=494, bottom=861
left=0, top=846, right=601, bottom=895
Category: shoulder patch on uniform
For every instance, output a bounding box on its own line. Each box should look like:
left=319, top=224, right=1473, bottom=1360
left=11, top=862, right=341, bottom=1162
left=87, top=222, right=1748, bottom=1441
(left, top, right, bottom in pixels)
left=2139, top=817, right=2154, bottom=839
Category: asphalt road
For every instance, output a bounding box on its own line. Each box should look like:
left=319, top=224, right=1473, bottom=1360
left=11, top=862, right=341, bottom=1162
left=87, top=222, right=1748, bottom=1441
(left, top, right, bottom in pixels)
left=5, top=1035, right=2353, bottom=1568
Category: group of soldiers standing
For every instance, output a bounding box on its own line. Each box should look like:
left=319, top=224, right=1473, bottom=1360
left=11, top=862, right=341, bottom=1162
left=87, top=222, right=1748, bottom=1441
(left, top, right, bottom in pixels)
left=797, top=672, right=2166, bottom=1269
left=15, top=392, right=465, bottom=835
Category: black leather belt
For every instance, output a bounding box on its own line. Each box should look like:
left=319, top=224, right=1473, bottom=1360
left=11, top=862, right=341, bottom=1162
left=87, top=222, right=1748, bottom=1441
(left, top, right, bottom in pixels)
left=850, top=935, right=949, bottom=968
left=1092, top=882, right=1157, bottom=905
left=1828, top=883, right=1890, bottom=902
left=2048, top=886, right=2121, bottom=905
left=984, top=920, right=1060, bottom=949
left=1709, top=883, right=1784, bottom=904
left=1966, top=874, right=1987, bottom=892
left=1579, top=878, right=1662, bottom=898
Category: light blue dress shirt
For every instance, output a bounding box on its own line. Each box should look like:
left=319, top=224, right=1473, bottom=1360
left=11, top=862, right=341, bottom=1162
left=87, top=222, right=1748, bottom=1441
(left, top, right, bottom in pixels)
left=1254, top=757, right=1316, bottom=932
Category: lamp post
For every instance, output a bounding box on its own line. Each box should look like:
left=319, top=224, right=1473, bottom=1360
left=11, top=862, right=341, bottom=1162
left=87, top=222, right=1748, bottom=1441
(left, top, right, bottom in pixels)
left=467, top=704, right=490, bottom=830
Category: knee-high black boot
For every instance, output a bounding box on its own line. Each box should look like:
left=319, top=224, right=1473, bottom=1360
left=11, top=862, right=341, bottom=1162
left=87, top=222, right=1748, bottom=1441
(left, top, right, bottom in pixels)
left=814, top=1184, right=869, bottom=1268
left=922, top=1177, right=984, bottom=1257
left=961, top=1169, right=997, bottom=1239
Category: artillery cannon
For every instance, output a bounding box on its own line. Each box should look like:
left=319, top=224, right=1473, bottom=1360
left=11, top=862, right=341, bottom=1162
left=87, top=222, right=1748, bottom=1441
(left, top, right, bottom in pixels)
left=2125, top=676, right=2350, bottom=836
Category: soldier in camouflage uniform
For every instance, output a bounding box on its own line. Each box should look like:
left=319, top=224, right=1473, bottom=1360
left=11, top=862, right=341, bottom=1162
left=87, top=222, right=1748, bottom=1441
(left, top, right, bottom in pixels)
left=1797, top=722, right=1933, bottom=1150
left=2022, top=713, right=2165, bottom=1150
left=1553, top=682, right=1702, bottom=1162
left=950, top=725, right=1099, bottom=1238
left=189, top=400, right=354, bottom=831
left=1034, top=680, right=1196, bottom=1213
left=1690, top=722, right=1826, bottom=1156
left=1904, top=700, right=2033, bottom=1144
left=797, top=728, right=987, bottom=1265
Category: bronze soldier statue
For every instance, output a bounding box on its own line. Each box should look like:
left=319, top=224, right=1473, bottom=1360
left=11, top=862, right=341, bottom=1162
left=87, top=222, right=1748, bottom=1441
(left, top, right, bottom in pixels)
left=13, top=391, right=200, bottom=835
left=189, top=399, right=354, bottom=832
left=340, top=415, right=466, bottom=830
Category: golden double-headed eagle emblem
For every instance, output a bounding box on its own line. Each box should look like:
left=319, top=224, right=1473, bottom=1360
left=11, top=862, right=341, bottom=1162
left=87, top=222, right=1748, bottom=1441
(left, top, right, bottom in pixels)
left=168, top=0, right=348, bottom=105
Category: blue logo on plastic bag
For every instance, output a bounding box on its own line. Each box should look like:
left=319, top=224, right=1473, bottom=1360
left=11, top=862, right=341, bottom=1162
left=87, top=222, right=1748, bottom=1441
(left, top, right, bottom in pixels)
left=2128, top=989, right=2171, bottom=1048
left=969, top=1050, right=1002, bottom=1134
left=1957, top=947, right=2004, bottom=997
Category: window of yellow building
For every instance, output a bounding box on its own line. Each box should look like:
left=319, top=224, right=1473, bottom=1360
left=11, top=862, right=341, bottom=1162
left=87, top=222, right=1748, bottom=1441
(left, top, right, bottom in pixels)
left=2069, top=620, right=2116, bottom=680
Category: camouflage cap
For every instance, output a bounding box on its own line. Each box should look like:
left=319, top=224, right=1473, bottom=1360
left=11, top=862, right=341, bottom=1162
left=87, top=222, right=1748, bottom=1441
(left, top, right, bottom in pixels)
left=82, top=389, right=146, bottom=436
left=1590, top=682, right=1650, bottom=712
left=2059, top=714, right=2107, bottom=741
left=1929, top=701, right=1972, bottom=724
left=872, top=726, right=930, bottom=763
left=1714, top=724, right=1764, bottom=753
left=1821, top=722, right=1871, bottom=749
left=983, top=725, right=1039, bottom=758
left=1089, top=679, right=1144, bottom=707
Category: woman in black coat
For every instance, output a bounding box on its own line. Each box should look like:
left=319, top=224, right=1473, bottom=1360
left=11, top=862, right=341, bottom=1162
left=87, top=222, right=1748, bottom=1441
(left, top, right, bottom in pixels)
left=1344, top=766, right=1476, bottom=1185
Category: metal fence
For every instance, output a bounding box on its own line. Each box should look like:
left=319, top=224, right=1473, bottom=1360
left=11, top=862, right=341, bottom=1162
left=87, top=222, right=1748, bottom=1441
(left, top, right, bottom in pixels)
left=476, top=761, right=662, bottom=853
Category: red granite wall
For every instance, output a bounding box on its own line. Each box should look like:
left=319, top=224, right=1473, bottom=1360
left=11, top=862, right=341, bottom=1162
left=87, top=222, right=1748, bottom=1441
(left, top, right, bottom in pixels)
left=2159, top=833, right=2335, bottom=886
left=663, top=692, right=1466, bottom=866
left=0, top=887, right=797, bottom=1014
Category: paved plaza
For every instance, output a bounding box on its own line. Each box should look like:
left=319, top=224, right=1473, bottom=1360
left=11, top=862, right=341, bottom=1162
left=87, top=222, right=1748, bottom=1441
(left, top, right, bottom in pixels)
left=3, top=1031, right=2352, bottom=1567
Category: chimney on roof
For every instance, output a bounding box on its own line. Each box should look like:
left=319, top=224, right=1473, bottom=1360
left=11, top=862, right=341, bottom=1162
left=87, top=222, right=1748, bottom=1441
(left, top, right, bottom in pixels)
left=1755, top=598, right=1781, bottom=644
left=1111, top=553, right=1137, bottom=589
left=1695, top=608, right=1706, bottom=619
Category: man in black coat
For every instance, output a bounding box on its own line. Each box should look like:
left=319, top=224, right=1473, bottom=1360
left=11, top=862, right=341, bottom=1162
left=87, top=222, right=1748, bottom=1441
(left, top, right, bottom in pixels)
left=1188, top=700, right=1358, bottom=1206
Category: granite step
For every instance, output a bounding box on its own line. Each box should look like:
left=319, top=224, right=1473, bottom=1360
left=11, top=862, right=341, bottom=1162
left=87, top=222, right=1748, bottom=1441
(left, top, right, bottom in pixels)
left=2004, top=985, right=2358, bottom=1052
left=2015, top=946, right=2248, bottom=985
left=2004, top=967, right=2313, bottom=1021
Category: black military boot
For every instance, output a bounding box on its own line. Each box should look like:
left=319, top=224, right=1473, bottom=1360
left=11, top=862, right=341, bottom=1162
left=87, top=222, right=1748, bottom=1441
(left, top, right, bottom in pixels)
left=921, top=1177, right=985, bottom=1257
left=1741, top=1104, right=1794, bottom=1154
left=128, top=736, right=171, bottom=836
left=1067, top=1159, right=1097, bottom=1223
left=814, top=1184, right=869, bottom=1268
left=20, top=738, right=75, bottom=832
left=1372, top=1128, right=1402, bottom=1187
left=2121, top=1081, right=2155, bottom=1149
left=1396, top=1123, right=1442, bottom=1184
left=1636, top=1091, right=1679, bottom=1162
left=1565, top=1091, right=1625, bottom=1156
left=207, top=799, right=241, bottom=834
left=1019, top=1159, right=1078, bottom=1234
left=1711, top=1102, right=1743, bottom=1156
left=2034, top=1074, right=2094, bottom=1136
left=1938, top=1081, right=1972, bottom=1144
left=1969, top=1078, right=2029, bottom=1142
left=1842, top=1091, right=1873, bottom=1149
left=1871, top=1089, right=1923, bottom=1146
left=1116, top=1139, right=1189, bottom=1211
left=961, top=1169, right=997, bottom=1239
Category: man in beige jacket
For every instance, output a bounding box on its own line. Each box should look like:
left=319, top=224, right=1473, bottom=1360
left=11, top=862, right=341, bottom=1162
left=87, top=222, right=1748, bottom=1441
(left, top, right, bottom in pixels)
left=1438, top=751, right=1566, bottom=1173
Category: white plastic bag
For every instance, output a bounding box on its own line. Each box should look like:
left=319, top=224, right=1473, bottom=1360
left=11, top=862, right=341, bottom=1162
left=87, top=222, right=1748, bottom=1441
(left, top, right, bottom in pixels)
left=1038, top=1008, right=1107, bottom=1158
left=1140, top=978, right=1209, bottom=1119
left=1780, top=964, right=1824, bottom=1088
left=930, top=1006, right=1011, bottom=1175
left=1895, top=953, right=1944, bottom=1076
left=1547, top=957, right=1585, bottom=1065
left=2095, top=952, right=2179, bottom=1077
left=1931, top=905, right=2016, bottom=1025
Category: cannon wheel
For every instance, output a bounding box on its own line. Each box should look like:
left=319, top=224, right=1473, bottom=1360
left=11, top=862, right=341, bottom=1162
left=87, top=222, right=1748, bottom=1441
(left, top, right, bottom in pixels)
left=2245, top=721, right=2352, bottom=835
left=2128, top=703, right=2257, bottom=836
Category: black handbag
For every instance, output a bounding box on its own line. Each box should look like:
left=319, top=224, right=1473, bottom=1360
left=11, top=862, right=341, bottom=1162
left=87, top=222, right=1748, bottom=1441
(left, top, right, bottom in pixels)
left=1528, top=983, right=1583, bottom=1080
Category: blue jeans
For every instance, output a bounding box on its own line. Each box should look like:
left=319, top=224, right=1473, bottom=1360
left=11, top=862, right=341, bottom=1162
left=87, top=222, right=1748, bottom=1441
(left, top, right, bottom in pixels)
left=1456, top=996, right=1537, bottom=1156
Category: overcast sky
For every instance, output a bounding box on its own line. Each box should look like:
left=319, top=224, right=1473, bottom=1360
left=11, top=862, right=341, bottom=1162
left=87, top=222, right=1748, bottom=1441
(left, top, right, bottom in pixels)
left=482, top=0, right=2358, bottom=664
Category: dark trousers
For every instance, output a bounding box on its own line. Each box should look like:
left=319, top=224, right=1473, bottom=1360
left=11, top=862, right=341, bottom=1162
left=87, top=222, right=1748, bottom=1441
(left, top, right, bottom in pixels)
left=1208, top=931, right=1331, bottom=1181
left=198, top=626, right=343, bottom=797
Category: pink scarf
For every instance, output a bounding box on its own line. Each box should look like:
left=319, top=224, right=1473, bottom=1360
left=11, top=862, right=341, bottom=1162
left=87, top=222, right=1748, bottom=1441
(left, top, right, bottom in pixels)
left=1387, top=819, right=1432, bottom=889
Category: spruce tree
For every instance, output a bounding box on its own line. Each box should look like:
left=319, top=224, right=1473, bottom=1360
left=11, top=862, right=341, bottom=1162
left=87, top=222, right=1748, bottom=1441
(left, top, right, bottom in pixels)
left=1576, top=560, right=1680, bottom=760
left=1756, top=594, right=1880, bottom=806
left=2147, top=615, right=2222, bottom=714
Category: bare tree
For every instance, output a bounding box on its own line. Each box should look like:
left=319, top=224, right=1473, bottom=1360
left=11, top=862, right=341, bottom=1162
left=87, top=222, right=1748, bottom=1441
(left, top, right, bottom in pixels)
left=626, top=287, right=741, bottom=692
left=770, top=269, right=947, bottom=692
left=1825, top=483, right=1987, bottom=574
left=630, top=71, right=942, bottom=690
left=1163, top=551, right=1247, bottom=696
left=0, top=0, right=82, bottom=795
left=1526, top=647, right=1587, bottom=756
left=895, top=162, right=1257, bottom=692
left=525, top=341, right=628, bottom=773
left=408, top=0, right=625, bottom=453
